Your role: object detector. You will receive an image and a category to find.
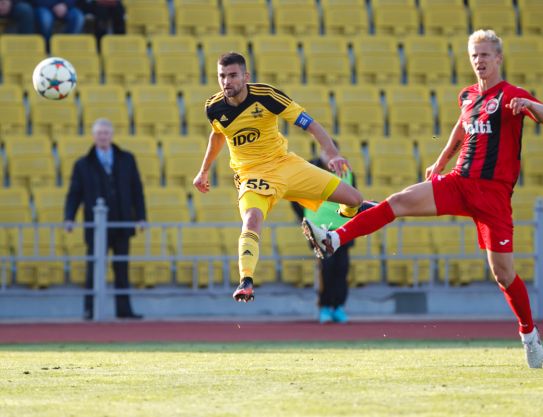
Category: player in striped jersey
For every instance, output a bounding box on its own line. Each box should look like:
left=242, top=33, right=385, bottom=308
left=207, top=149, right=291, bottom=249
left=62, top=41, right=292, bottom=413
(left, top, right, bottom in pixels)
left=303, top=30, right=543, bottom=368
left=193, top=52, right=365, bottom=303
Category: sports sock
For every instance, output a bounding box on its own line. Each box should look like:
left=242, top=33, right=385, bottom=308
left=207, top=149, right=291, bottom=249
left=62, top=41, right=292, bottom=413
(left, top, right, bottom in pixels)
left=338, top=203, right=360, bottom=218
left=238, top=230, right=260, bottom=281
left=335, top=200, right=396, bottom=246
left=500, top=275, right=535, bottom=334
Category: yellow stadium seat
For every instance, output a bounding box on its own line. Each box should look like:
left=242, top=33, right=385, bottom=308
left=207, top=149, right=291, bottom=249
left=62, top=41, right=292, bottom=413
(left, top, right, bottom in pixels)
left=78, top=84, right=126, bottom=104
left=403, top=36, right=452, bottom=85
left=33, top=186, right=70, bottom=223
left=504, top=55, right=543, bottom=86
left=450, top=37, right=477, bottom=86
left=1, top=54, right=47, bottom=91
left=470, top=6, right=517, bottom=37
left=341, top=151, right=366, bottom=179
left=514, top=224, right=535, bottom=282
left=335, top=85, right=384, bottom=137
left=275, top=225, right=316, bottom=287
left=252, top=35, right=301, bottom=85
left=128, top=228, right=172, bottom=287
left=302, top=36, right=351, bottom=85
left=201, top=35, right=249, bottom=82
left=61, top=55, right=101, bottom=85
left=4, top=136, right=50, bottom=160
left=81, top=104, right=130, bottom=136
left=175, top=2, right=221, bottom=36
left=0, top=84, right=23, bottom=104
left=420, top=3, right=468, bottom=37
left=283, top=132, right=314, bottom=159
left=12, top=227, right=64, bottom=288
left=50, top=34, right=97, bottom=57
left=366, top=136, right=414, bottom=158
left=221, top=226, right=276, bottom=284
left=373, top=3, right=419, bottom=36
left=151, top=35, right=201, bottom=87
left=9, top=155, right=57, bottom=190
left=384, top=225, right=433, bottom=286
left=0, top=34, right=45, bottom=55
left=101, top=35, right=150, bottom=86
left=321, top=0, right=368, bottom=37
left=145, top=186, right=191, bottom=223
left=333, top=134, right=361, bottom=154
left=434, top=85, right=462, bottom=136
left=0, top=91, right=26, bottom=136
left=281, top=85, right=333, bottom=133
left=349, top=231, right=381, bottom=286
left=353, top=36, right=401, bottom=85
left=371, top=154, right=419, bottom=187
left=223, top=0, right=270, bottom=36
left=0, top=187, right=31, bottom=222
left=182, top=85, right=222, bottom=135
left=417, top=137, right=456, bottom=174
left=273, top=1, right=319, bottom=36
left=361, top=184, right=395, bottom=203
left=214, top=149, right=236, bottom=186
left=265, top=199, right=298, bottom=223
left=160, top=135, right=206, bottom=155
left=56, top=136, right=92, bottom=184
left=164, top=154, right=203, bottom=188
left=114, top=135, right=157, bottom=157
left=30, top=100, right=78, bottom=140
left=432, top=224, right=487, bottom=285
left=125, top=2, right=170, bottom=36
left=518, top=4, right=543, bottom=36
left=191, top=185, right=240, bottom=222
left=172, top=226, right=224, bottom=287
left=130, top=85, right=180, bottom=136
left=385, top=85, right=434, bottom=138
left=511, top=185, right=542, bottom=221
left=522, top=153, right=543, bottom=186
left=134, top=154, right=161, bottom=186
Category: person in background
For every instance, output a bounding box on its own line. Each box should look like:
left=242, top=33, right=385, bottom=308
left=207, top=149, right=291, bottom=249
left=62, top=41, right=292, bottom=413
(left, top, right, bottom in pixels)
left=0, top=0, right=34, bottom=33
left=32, top=0, right=84, bottom=46
left=64, top=118, right=146, bottom=320
left=291, top=141, right=364, bottom=324
left=77, top=0, right=124, bottom=45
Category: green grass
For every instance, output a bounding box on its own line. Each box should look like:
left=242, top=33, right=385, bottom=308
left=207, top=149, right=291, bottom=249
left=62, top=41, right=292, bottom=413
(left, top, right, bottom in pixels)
left=0, top=341, right=542, bottom=417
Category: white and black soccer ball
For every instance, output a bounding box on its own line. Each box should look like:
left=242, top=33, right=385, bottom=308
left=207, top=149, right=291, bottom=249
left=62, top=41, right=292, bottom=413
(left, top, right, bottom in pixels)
left=32, top=57, right=77, bottom=100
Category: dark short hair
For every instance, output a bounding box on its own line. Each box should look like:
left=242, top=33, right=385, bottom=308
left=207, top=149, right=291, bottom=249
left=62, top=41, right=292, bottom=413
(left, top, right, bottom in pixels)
left=218, top=52, right=247, bottom=70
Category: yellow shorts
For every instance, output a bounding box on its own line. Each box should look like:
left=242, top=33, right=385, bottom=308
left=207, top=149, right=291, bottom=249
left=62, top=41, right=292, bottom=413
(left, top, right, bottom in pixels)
left=235, top=152, right=340, bottom=216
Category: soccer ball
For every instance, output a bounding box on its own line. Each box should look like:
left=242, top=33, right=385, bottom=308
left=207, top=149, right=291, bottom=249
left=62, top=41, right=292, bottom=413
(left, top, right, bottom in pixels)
left=32, top=57, right=77, bottom=100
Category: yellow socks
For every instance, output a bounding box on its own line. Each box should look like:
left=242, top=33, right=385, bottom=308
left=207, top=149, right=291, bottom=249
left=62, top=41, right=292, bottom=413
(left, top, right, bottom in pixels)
left=338, top=204, right=360, bottom=218
left=238, top=230, right=260, bottom=280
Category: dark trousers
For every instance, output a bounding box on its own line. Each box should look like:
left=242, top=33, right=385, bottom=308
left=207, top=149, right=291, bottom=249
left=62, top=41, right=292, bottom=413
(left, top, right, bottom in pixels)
left=318, top=244, right=350, bottom=308
left=85, top=235, right=134, bottom=316
left=91, top=3, right=125, bottom=42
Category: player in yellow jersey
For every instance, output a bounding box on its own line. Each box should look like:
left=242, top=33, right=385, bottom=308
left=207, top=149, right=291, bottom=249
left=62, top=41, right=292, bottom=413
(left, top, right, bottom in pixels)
left=193, top=52, right=366, bottom=302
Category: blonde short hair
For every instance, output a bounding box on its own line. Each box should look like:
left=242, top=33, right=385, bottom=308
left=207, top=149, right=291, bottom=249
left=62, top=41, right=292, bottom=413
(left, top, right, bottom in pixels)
left=468, top=29, right=503, bottom=54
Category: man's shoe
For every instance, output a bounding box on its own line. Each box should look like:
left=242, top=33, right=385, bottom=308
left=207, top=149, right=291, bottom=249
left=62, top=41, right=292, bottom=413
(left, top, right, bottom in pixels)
left=233, top=277, right=254, bottom=302
left=319, top=307, right=333, bottom=324
left=332, top=306, right=348, bottom=324
left=521, top=327, right=543, bottom=368
left=301, top=218, right=336, bottom=259
left=117, top=313, right=143, bottom=320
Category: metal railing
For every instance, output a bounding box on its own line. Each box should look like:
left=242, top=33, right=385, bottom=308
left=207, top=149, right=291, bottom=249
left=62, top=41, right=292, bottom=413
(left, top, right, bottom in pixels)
left=1, top=198, right=542, bottom=320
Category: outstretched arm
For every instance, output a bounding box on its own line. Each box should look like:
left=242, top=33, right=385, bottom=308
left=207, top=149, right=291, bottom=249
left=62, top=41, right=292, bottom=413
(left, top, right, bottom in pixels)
left=305, top=121, right=349, bottom=177
left=193, top=131, right=226, bottom=193
left=425, top=119, right=464, bottom=180
left=506, top=97, right=543, bottom=123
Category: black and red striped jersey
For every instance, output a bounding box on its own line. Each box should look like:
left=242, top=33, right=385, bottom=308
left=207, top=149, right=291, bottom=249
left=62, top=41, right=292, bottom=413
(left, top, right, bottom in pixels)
left=453, top=80, right=541, bottom=186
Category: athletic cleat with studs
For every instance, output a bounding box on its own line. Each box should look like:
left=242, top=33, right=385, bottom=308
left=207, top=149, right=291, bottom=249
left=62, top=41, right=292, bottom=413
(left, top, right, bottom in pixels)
left=521, top=327, right=543, bottom=368
left=233, top=277, right=255, bottom=302
left=301, top=218, right=335, bottom=259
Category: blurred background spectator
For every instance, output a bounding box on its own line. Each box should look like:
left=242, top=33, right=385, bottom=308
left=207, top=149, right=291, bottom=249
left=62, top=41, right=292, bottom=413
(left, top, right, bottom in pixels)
left=77, top=0, right=125, bottom=44
left=33, top=0, right=84, bottom=47
left=0, top=0, right=34, bottom=33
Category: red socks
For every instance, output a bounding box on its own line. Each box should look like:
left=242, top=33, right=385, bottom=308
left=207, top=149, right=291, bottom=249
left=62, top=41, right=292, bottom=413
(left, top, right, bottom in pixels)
left=500, top=275, right=534, bottom=334
left=336, top=200, right=396, bottom=246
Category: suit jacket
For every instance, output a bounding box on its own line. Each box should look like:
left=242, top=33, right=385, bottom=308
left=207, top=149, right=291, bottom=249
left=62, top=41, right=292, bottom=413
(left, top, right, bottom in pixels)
left=64, top=144, right=146, bottom=245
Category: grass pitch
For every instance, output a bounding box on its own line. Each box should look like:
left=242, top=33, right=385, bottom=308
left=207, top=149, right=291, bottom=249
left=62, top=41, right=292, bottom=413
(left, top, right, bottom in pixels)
left=0, top=340, right=542, bottom=417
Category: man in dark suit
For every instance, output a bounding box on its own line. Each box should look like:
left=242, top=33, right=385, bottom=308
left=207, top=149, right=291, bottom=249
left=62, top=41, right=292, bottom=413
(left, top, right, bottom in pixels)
left=64, top=118, right=146, bottom=320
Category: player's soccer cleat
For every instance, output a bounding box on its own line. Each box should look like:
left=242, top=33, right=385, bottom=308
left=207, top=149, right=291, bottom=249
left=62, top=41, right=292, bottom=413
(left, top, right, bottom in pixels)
left=319, top=307, right=333, bottom=324
left=301, top=218, right=337, bottom=259
left=521, top=327, right=543, bottom=368
left=332, top=306, right=348, bottom=324
left=337, top=200, right=378, bottom=218
left=233, top=277, right=254, bottom=302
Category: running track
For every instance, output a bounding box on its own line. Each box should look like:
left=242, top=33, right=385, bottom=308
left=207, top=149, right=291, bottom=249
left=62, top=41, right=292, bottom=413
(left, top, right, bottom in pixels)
left=1, top=320, right=540, bottom=344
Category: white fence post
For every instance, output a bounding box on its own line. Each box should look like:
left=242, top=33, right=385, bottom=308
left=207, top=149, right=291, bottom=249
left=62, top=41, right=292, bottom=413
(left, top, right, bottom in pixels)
left=534, top=198, right=543, bottom=320
left=92, top=198, right=108, bottom=321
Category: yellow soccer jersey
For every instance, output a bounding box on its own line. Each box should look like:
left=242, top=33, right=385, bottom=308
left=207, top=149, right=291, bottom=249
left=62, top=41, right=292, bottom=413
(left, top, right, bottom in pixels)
left=205, top=83, right=310, bottom=171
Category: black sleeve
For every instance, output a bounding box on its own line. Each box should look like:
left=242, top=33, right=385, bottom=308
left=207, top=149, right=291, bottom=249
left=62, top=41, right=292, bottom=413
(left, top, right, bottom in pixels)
left=64, top=159, right=84, bottom=221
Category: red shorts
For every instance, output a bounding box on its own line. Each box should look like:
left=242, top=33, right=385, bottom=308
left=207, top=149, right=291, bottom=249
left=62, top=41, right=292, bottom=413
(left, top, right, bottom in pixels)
left=431, top=172, right=514, bottom=253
